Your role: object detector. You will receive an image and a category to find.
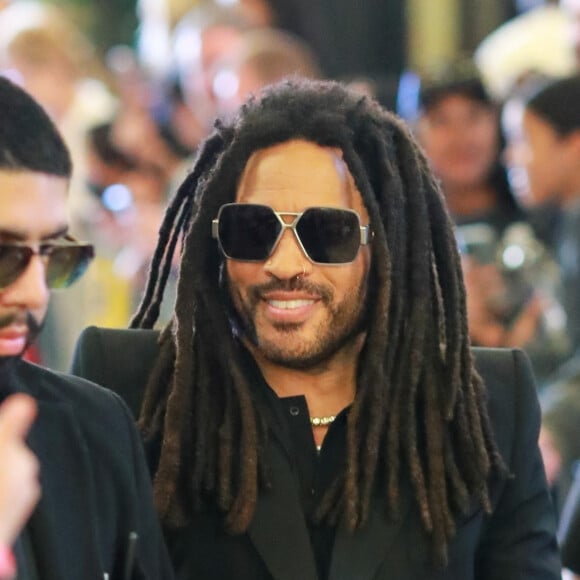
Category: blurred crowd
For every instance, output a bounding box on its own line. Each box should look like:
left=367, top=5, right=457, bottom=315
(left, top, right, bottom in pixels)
left=3, top=0, right=580, bottom=574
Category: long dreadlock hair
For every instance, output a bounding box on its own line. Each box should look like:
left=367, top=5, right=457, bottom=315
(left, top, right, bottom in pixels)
left=132, top=77, right=505, bottom=563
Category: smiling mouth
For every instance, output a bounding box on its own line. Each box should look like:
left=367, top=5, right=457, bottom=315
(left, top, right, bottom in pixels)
left=267, top=299, right=316, bottom=309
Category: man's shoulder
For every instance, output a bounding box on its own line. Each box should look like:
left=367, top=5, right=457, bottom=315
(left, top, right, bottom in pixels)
left=471, top=346, right=536, bottom=406
left=17, top=358, right=127, bottom=414
left=17, top=359, right=145, bottom=460
left=473, top=343, right=536, bottom=379
left=72, top=326, right=160, bottom=376
left=471, top=347, right=540, bottom=454
left=71, top=326, right=161, bottom=417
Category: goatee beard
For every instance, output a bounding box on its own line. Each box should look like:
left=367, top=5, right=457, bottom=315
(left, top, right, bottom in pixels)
left=0, top=312, right=43, bottom=360
left=228, top=272, right=369, bottom=371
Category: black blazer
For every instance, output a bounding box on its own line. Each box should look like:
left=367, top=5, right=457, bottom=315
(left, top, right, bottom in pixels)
left=9, top=358, right=174, bottom=580
left=72, top=326, right=561, bottom=580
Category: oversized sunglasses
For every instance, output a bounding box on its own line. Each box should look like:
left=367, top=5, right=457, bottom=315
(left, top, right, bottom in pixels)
left=212, top=203, right=372, bottom=264
left=0, top=235, right=95, bottom=290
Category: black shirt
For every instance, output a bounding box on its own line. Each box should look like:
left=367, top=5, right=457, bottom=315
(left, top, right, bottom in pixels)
left=248, top=360, right=349, bottom=580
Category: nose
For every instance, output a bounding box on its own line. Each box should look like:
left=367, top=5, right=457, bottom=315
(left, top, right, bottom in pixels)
left=1, top=255, right=50, bottom=311
left=264, top=229, right=310, bottom=280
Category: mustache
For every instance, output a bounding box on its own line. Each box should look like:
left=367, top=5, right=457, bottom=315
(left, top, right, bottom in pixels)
left=0, top=312, right=41, bottom=335
left=248, top=278, right=333, bottom=304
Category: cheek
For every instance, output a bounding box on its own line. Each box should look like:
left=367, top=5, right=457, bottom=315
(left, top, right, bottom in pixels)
left=420, top=131, right=446, bottom=161
left=526, top=151, right=555, bottom=190
left=226, top=261, right=261, bottom=296
left=477, top=127, right=499, bottom=158
left=33, top=302, right=50, bottom=325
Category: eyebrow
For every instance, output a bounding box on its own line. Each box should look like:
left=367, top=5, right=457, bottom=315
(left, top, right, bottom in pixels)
left=0, top=226, right=69, bottom=242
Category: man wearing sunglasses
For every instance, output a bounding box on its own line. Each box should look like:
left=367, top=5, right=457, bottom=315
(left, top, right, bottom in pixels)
left=73, top=79, right=560, bottom=579
left=0, top=77, right=173, bottom=579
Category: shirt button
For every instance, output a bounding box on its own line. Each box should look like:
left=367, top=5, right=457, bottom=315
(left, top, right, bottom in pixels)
left=289, top=406, right=300, bottom=416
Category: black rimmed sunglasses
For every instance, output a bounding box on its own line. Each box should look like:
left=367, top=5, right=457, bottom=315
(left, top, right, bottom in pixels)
left=0, top=235, right=95, bottom=290
left=212, top=203, right=372, bottom=264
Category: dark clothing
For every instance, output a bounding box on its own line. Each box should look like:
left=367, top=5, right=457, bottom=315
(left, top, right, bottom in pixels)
left=72, top=326, right=561, bottom=580
left=5, top=358, right=174, bottom=580
left=247, top=361, right=348, bottom=580
left=559, top=468, right=580, bottom=573
left=277, top=396, right=346, bottom=580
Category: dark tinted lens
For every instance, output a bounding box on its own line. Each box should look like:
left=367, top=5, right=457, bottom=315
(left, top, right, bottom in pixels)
left=45, top=245, right=94, bottom=288
left=0, top=245, right=32, bottom=288
left=297, top=208, right=360, bottom=263
left=218, top=205, right=281, bottom=260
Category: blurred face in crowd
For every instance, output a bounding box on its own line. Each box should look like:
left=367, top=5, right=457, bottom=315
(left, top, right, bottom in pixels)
left=519, top=108, right=580, bottom=207
left=416, top=93, right=499, bottom=192
left=225, top=139, right=372, bottom=370
left=175, top=23, right=245, bottom=130
left=0, top=170, right=68, bottom=357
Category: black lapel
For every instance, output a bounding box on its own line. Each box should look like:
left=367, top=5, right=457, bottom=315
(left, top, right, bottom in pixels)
left=329, top=481, right=413, bottom=580
left=26, top=400, right=105, bottom=580
left=248, top=443, right=319, bottom=580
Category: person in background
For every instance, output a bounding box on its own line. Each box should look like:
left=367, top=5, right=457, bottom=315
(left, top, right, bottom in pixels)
left=411, top=60, right=569, bottom=384
left=0, top=75, right=172, bottom=579
left=208, top=27, right=322, bottom=119
left=538, top=377, right=580, bottom=516
left=508, top=72, right=580, bottom=579
left=171, top=1, right=259, bottom=144
left=72, top=78, right=560, bottom=579
left=517, top=75, right=580, bottom=357
left=84, top=121, right=179, bottom=327
left=0, top=0, right=116, bottom=230
left=411, top=60, right=522, bottom=232
left=0, top=0, right=118, bottom=370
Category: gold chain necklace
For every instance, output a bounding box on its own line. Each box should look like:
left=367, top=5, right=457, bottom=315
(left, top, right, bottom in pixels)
left=310, top=415, right=336, bottom=427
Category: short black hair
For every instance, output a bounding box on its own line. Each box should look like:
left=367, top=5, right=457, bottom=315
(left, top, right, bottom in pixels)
left=0, top=76, right=72, bottom=177
left=418, top=58, right=493, bottom=113
left=525, top=74, right=580, bottom=136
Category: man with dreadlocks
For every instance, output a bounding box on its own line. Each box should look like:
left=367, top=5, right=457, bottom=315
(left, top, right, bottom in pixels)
left=73, top=78, right=560, bottom=579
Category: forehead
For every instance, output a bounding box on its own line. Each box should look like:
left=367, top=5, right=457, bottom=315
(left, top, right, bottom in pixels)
left=235, top=139, right=367, bottom=216
left=425, top=93, right=490, bottom=115
left=0, top=170, right=69, bottom=238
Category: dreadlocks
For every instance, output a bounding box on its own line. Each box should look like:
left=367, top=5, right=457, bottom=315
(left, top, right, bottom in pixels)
left=132, top=77, right=505, bottom=563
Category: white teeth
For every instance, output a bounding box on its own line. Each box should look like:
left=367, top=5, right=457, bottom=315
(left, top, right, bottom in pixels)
left=268, top=299, right=314, bottom=309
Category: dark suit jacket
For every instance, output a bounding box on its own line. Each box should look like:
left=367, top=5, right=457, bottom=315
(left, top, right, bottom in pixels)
left=7, top=358, right=174, bottom=580
left=557, top=467, right=580, bottom=573
left=72, top=326, right=561, bottom=580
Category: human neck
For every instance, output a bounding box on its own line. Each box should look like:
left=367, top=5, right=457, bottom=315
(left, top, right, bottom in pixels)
left=247, top=340, right=362, bottom=418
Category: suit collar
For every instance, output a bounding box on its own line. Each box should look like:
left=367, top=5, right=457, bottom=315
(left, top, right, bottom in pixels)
left=248, top=441, right=319, bottom=580
left=330, top=482, right=413, bottom=580
left=248, top=441, right=415, bottom=580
